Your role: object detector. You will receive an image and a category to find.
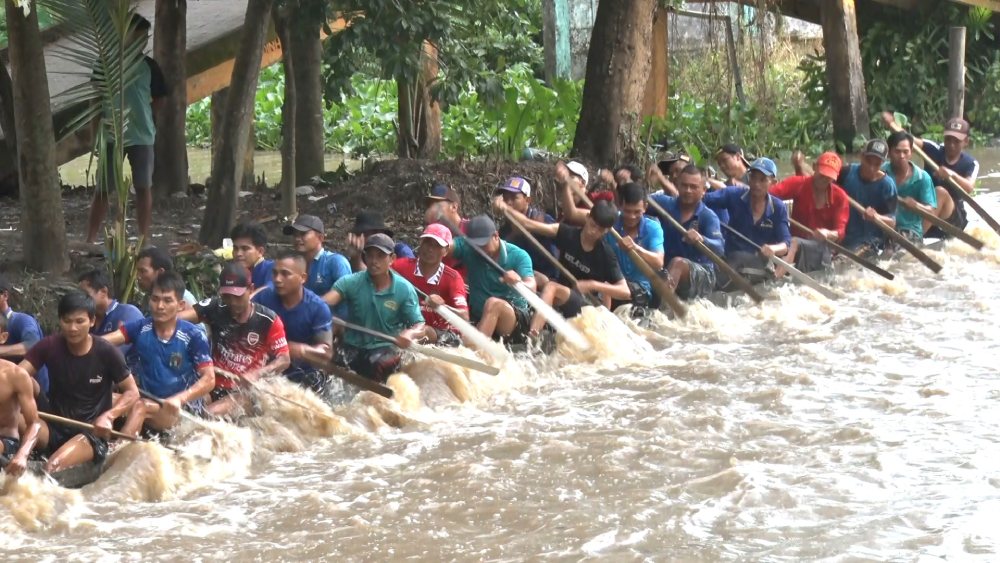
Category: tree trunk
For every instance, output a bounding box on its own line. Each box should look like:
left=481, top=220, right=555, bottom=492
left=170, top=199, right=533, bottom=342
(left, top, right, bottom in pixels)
left=821, top=0, right=869, bottom=150
left=0, top=59, right=20, bottom=198
left=274, top=7, right=297, bottom=218
left=6, top=3, right=68, bottom=273
left=571, top=0, right=656, bottom=167
left=396, top=42, right=441, bottom=159
left=211, top=87, right=255, bottom=191
left=153, top=0, right=188, bottom=200
left=199, top=0, right=273, bottom=246
left=290, top=9, right=324, bottom=181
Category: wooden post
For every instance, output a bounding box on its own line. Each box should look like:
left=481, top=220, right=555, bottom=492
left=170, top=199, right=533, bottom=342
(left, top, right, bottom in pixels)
left=820, top=0, right=869, bottom=149
left=542, top=0, right=572, bottom=82
left=641, top=6, right=668, bottom=119
left=949, top=26, right=966, bottom=118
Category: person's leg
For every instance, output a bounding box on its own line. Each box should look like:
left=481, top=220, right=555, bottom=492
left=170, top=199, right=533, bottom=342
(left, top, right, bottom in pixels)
left=86, top=190, right=110, bottom=243
left=118, top=396, right=146, bottom=437
left=667, top=257, right=691, bottom=293
left=926, top=186, right=954, bottom=235
left=45, top=434, right=95, bottom=473
left=478, top=297, right=517, bottom=339
left=529, top=282, right=569, bottom=336
left=777, top=237, right=802, bottom=279
left=142, top=399, right=180, bottom=431
left=128, top=146, right=155, bottom=242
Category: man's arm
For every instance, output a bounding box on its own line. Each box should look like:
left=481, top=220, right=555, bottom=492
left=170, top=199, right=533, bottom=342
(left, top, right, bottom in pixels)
left=495, top=197, right=560, bottom=238
left=576, top=278, right=631, bottom=301
left=290, top=328, right=333, bottom=368
left=5, top=367, right=40, bottom=477
left=555, top=161, right=590, bottom=226
left=0, top=343, right=28, bottom=358
left=646, top=163, right=678, bottom=196
left=322, top=288, right=343, bottom=307
left=177, top=308, right=200, bottom=324
left=170, top=364, right=214, bottom=405
left=936, top=163, right=977, bottom=195
left=92, top=375, right=140, bottom=438
left=698, top=211, right=726, bottom=256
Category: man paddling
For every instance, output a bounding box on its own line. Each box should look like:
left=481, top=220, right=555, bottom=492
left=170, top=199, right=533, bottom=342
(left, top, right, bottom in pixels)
left=0, top=324, right=40, bottom=479
left=702, top=157, right=790, bottom=281
left=346, top=210, right=415, bottom=272
left=179, top=263, right=291, bottom=417
left=326, top=234, right=425, bottom=382
left=649, top=165, right=726, bottom=300
left=425, top=184, right=468, bottom=278
left=253, top=251, right=334, bottom=394
left=450, top=215, right=536, bottom=343
left=883, top=113, right=979, bottom=236
left=78, top=269, right=144, bottom=373
left=714, top=143, right=751, bottom=187
left=21, top=292, right=142, bottom=473
left=884, top=131, right=937, bottom=242
left=392, top=224, right=470, bottom=346
left=769, top=152, right=850, bottom=273
left=105, top=273, right=214, bottom=430
left=284, top=214, right=351, bottom=318
left=838, top=139, right=898, bottom=254
left=497, top=198, right=630, bottom=333
left=496, top=177, right=559, bottom=281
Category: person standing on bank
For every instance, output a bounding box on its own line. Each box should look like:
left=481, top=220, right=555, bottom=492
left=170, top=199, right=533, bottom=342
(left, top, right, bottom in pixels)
left=86, top=14, right=167, bottom=244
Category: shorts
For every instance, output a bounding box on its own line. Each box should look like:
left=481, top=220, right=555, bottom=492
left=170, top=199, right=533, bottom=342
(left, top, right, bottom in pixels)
left=1, top=436, right=19, bottom=457
left=430, top=328, right=463, bottom=348
left=102, top=144, right=154, bottom=192
left=794, top=237, right=832, bottom=273
left=505, top=303, right=534, bottom=345
left=926, top=203, right=968, bottom=239
left=45, top=421, right=109, bottom=464
left=675, top=259, right=717, bottom=300
left=556, top=288, right=587, bottom=319
left=717, top=251, right=771, bottom=289
left=210, top=386, right=237, bottom=402
left=334, top=345, right=402, bottom=383
left=285, top=366, right=330, bottom=395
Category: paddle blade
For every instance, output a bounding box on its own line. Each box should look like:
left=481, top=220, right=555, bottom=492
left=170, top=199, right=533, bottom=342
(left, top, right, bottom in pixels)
left=513, top=282, right=590, bottom=351
left=409, top=344, right=501, bottom=376
left=432, top=304, right=511, bottom=365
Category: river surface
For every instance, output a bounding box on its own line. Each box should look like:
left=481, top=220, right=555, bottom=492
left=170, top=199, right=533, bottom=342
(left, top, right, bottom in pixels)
left=6, top=154, right=1000, bottom=561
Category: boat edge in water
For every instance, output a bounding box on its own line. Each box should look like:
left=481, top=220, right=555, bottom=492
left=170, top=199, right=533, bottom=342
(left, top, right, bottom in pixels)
left=0, top=453, right=106, bottom=489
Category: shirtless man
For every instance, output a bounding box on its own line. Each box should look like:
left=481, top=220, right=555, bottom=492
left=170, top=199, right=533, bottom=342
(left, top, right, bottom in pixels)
left=0, top=330, right=40, bottom=479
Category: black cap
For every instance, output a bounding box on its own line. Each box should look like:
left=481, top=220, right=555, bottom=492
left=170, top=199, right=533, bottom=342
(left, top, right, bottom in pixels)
left=465, top=215, right=498, bottom=246
left=716, top=143, right=751, bottom=167
left=426, top=183, right=461, bottom=204
left=351, top=210, right=394, bottom=237
left=218, top=262, right=251, bottom=296
left=283, top=214, right=324, bottom=235
left=863, top=138, right=889, bottom=161
left=363, top=233, right=395, bottom=255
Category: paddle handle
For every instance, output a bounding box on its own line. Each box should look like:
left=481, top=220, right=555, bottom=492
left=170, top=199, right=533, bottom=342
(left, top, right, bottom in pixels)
left=721, top=223, right=839, bottom=300
left=38, top=412, right=137, bottom=442
left=886, top=120, right=1000, bottom=235
left=788, top=218, right=895, bottom=280
left=646, top=196, right=764, bottom=303
left=410, top=344, right=501, bottom=375
left=896, top=197, right=984, bottom=250
left=846, top=196, right=942, bottom=273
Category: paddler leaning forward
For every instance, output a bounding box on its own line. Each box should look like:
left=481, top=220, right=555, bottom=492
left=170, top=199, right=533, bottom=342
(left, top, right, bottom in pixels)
left=0, top=311, right=40, bottom=478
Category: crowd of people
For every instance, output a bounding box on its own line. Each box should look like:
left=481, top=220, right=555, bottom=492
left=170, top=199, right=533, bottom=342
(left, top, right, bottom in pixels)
left=0, top=110, right=981, bottom=479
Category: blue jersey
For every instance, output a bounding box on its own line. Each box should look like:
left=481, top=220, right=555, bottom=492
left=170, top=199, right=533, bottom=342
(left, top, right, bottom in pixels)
left=840, top=164, right=898, bottom=249
left=4, top=308, right=47, bottom=393
left=121, top=318, right=213, bottom=399
left=253, top=287, right=332, bottom=370
left=606, top=215, right=664, bottom=294
left=703, top=186, right=791, bottom=255
left=649, top=194, right=725, bottom=267
left=90, top=300, right=144, bottom=374
left=306, top=248, right=351, bottom=318
left=251, top=258, right=274, bottom=289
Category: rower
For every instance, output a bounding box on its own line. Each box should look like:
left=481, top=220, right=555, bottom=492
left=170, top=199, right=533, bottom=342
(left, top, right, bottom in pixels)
left=21, top=291, right=142, bottom=473
left=346, top=210, right=415, bottom=273
left=702, top=157, right=790, bottom=282
left=496, top=197, right=630, bottom=333
left=883, top=113, right=978, bottom=237
left=392, top=224, right=470, bottom=346
left=607, top=182, right=665, bottom=308
left=78, top=269, right=143, bottom=373
left=883, top=131, right=937, bottom=243
left=450, top=215, right=536, bottom=343
left=425, top=183, right=468, bottom=278
left=283, top=214, right=351, bottom=319
left=180, top=262, right=291, bottom=417
left=104, top=272, right=214, bottom=430
left=0, top=316, right=40, bottom=479
left=496, top=176, right=559, bottom=281
left=612, top=163, right=644, bottom=187
left=649, top=165, right=726, bottom=300
left=252, top=251, right=334, bottom=394
left=838, top=139, right=898, bottom=254
left=136, top=247, right=200, bottom=312
left=230, top=221, right=274, bottom=291
left=0, top=275, right=46, bottom=394
left=325, top=234, right=425, bottom=382
left=769, top=152, right=850, bottom=273
left=649, top=152, right=689, bottom=196
left=714, top=143, right=751, bottom=187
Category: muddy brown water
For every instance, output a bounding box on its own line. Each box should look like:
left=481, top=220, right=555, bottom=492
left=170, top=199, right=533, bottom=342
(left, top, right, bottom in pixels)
left=6, top=150, right=1000, bottom=560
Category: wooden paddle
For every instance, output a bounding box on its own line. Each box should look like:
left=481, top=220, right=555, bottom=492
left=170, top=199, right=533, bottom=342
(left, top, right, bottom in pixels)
left=896, top=197, right=984, bottom=250
left=885, top=120, right=1000, bottom=235
left=561, top=182, right=688, bottom=318
left=720, top=223, right=841, bottom=300
left=38, top=412, right=140, bottom=443
left=845, top=196, right=943, bottom=273
left=789, top=218, right=895, bottom=280
left=138, top=389, right=217, bottom=430
left=645, top=196, right=765, bottom=303
left=332, top=317, right=501, bottom=376
left=436, top=215, right=590, bottom=351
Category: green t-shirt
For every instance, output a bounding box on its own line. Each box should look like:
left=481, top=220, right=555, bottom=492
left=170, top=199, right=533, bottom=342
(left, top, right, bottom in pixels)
left=883, top=161, right=937, bottom=237
left=333, top=271, right=423, bottom=350
left=123, top=57, right=166, bottom=147
left=453, top=238, right=533, bottom=320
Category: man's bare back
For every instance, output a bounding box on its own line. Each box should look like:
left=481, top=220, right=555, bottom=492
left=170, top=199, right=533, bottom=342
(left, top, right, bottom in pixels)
left=0, top=359, right=31, bottom=439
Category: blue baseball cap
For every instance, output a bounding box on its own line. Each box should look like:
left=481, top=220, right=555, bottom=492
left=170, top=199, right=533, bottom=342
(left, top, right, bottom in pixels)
left=748, top=157, right=777, bottom=178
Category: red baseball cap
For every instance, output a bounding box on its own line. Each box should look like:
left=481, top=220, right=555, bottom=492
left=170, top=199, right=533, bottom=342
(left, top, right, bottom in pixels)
left=420, top=223, right=453, bottom=247
left=815, top=152, right=842, bottom=180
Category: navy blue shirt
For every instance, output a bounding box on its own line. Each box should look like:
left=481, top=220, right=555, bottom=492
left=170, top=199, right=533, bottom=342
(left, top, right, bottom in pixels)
left=90, top=300, right=144, bottom=374
left=921, top=140, right=980, bottom=228
left=253, top=287, right=332, bottom=371
left=499, top=206, right=559, bottom=279
left=840, top=164, right=898, bottom=249
left=306, top=249, right=351, bottom=319
left=5, top=308, right=46, bottom=393
left=703, top=186, right=791, bottom=255
left=251, top=258, right=274, bottom=290
left=649, top=194, right=726, bottom=267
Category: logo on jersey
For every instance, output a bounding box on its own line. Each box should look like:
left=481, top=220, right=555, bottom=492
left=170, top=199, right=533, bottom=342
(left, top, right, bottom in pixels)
left=199, top=298, right=212, bottom=307
left=384, top=300, right=398, bottom=311
left=89, top=373, right=103, bottom=384
left=247, top=331, right=260, bottom=346
left=169, top=352, right=183, bottom=369
left=454, top=296, right=468, bottom=307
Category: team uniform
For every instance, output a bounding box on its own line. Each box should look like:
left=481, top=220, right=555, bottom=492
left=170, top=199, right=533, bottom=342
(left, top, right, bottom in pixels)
left=649, top=194, right=726, bottom=299
left=839, top=164, right=898, bottom=252
left=452, top=238, right=534, bottom=341
left=253, top=287, right=332, bottom=392
left=193, top=299, right=289, bottom=399
left=921, top=140, right=979, bottom=235
left=606, top=215, right=664, bottom=308
left=90, top=299, right=144, bottom=375
left=391, top=257, right=469, bottom=346
left=703, top=186, right=791, bottom=280
left=553, top=223, right=624, bottom=317
left=769, top=176, right=850, bottom=272
left=120, top=318, right=213, bottom=411
left=25, top=336, right=131, bottom=464
left=883, top=161, right=937, bottom=240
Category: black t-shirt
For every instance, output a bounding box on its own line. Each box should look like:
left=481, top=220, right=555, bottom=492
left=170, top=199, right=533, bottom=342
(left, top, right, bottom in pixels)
left=146, top=56, right=168, bottom=99
left=554, top=223, right=624, bottom=284
left=25, top=336, right=130, bottom=423
left=194, top=298, right=289, bottom=390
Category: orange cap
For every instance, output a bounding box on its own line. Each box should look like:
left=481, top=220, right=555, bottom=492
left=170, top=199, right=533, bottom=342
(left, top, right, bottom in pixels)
left=815, top=151, right=842, bottom=180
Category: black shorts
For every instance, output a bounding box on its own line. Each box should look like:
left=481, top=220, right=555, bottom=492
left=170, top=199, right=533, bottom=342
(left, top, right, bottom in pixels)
left=1, top=436, right=19, bottom=457
left=557, top=288, right=587, bottom=319
left=430, top=328, right=463, bottom=348
left=210, top=386, right=238, bottom=402
left=284, top=366, right=331, bottom=395
left=45, top=422, right=109, bottom=464
left=334, top=345, right=402, bottom=383
left=502, top=303, right=534, bottom=345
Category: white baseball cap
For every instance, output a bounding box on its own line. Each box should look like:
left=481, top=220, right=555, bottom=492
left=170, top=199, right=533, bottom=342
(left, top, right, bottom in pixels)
left=566, top=161, right=589, bottom=186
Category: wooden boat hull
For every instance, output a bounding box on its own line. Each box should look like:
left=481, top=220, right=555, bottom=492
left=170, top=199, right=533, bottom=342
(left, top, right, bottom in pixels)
left=1, top=454, right=105, bottom=489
